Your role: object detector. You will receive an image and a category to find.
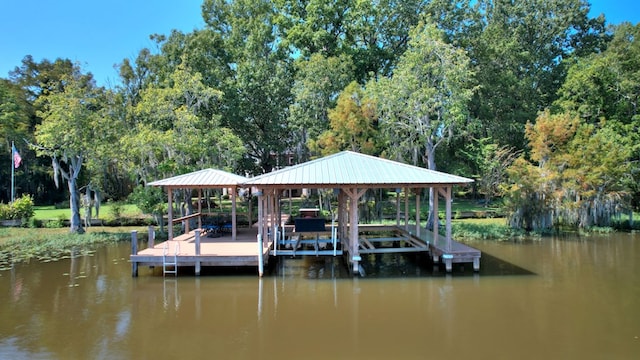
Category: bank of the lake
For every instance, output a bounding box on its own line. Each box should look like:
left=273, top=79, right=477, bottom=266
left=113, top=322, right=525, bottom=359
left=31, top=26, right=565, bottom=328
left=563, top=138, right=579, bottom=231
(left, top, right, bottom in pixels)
left=0, top=227, right=148, bottom=271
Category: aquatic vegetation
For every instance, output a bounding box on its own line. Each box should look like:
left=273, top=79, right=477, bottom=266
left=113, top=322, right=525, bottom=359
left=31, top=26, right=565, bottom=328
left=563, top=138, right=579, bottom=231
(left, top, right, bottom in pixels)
left=0, top=230, right=132, bottom=270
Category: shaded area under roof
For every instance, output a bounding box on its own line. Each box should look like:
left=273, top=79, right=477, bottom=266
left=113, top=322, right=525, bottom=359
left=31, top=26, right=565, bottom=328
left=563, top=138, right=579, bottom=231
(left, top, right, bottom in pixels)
left=243, top=151, right=473, bottom=188
left=148, top=168, right=248, bottom=188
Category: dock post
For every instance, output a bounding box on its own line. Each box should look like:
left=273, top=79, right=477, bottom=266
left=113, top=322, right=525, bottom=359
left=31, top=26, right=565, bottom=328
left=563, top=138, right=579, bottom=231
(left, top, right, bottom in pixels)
left=195, top=230, right=201, bottom=276
left=443, top=254, right=453, bottom=273
left=148, top=226, right=155, bottom=248
left=131, top=230, right=138, bottom=277
left=257, top=233, right=264, bottom=277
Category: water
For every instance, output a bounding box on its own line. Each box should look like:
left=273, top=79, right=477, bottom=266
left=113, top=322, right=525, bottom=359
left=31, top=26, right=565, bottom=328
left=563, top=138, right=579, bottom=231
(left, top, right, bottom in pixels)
left=1, top=233, right=639, bottom=359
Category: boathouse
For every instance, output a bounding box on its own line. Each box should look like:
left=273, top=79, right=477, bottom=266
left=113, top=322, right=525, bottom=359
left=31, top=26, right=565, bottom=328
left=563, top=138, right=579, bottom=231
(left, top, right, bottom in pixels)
left=244, top=151, right=479, bottom=275
left=130, top=151, right=480, bottom=276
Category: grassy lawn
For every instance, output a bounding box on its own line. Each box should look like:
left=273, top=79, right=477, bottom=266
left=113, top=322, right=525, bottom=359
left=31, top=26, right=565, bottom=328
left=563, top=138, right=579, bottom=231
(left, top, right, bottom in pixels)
left=33, top=204, right=143, bottom=221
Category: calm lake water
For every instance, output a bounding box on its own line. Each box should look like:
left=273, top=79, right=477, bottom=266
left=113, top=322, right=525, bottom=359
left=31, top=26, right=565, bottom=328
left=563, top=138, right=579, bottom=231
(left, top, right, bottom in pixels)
left=1, top=233, right=639, bottom=359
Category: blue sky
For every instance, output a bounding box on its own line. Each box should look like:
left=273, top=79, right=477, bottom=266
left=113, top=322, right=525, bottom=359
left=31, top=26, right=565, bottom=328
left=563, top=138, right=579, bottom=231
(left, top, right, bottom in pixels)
left=1, top=0, right=638, bottom=88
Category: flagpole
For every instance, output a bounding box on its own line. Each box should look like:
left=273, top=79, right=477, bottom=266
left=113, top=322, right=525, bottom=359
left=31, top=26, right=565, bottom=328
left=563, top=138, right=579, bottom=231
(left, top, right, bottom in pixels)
left=11, top=141, right=15, bottom=203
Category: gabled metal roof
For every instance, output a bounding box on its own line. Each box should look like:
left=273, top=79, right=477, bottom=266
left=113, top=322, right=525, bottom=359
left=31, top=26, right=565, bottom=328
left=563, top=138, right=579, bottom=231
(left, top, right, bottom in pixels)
left=243, top=151, right=473, bottom=188
left=148, top=169, right=248, bottom=188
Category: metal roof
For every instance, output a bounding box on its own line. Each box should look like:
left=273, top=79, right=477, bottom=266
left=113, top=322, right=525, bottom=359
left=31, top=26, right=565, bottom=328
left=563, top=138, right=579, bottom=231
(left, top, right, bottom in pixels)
left=243, top=151, right=473, bottom=188
left=148, top=168, right=248, bottom=188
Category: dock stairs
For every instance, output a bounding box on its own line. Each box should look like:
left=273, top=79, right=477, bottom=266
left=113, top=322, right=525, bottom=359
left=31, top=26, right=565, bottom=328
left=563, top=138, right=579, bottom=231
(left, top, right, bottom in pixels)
left=163, top=242, right=180, bottom=276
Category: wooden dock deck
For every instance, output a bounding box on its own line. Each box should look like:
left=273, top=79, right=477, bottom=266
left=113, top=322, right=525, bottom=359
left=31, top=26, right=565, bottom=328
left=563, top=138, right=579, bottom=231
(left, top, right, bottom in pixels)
left=401, top=227, right=481, bottom=272
left=359, top=225, right=481, bottom=272
left=130, top=227, right=271, bottom=276
left=130, top=223, right=480, bottom=276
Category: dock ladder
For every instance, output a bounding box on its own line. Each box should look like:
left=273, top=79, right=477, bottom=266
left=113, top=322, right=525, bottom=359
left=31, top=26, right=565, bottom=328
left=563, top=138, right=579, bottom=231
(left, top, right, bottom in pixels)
left=163, top=241, right=180, bottom=276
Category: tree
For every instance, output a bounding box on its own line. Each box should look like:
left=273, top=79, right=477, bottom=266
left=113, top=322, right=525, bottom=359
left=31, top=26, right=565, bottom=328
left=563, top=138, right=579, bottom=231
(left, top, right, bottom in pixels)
left=503, top=110, right=632, bottom=231
left=460, top=137, right=520, bottom=205
left=34, top=68, right=104, bottom=233
left=4, top=56, right=89, bottom=204
left=555, top=22, right=640, bottom=214
left=0, top=80, right=29, bottom=147
left=370, top=20, right=474, bottom=227
left=312, top=81, right=380, bottom=156
left=289, top=54, right=354, bottom=161
left=0, top=80, right=31, bottom=202
left=371, top=20, right=473, bottom=169
left=274, top=0, right=430, bottom=81
left=128, top=185, right=166, bottom=232
left=128, top=60, right=243, bottom=182
left=468, top=0, right=607, bottom=149
left=202, top=0, right=294, bottom=173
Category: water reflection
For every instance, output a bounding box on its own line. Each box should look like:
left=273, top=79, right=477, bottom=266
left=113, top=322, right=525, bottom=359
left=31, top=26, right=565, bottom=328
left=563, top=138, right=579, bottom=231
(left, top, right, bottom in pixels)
left=1, top=235, right=640, bottom=359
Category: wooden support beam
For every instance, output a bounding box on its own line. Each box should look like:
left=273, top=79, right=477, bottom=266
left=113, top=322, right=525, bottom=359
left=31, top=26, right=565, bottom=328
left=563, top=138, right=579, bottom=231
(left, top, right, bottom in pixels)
left=343, top=187, right=365, bottom=275
left=360, top=236, right=375, bottom=250
left=131, top=230, right=138, bottom=277
left=415, top=188, right=421, bottom=237
left=168, top=187, right=174, bottom=241
left=445, top=186, right=452, bottom=252
left=231, top=186, right=237, bottom=241
left=432, top=186, right=439, bottom=240
left=404, top=187, right=409, bottom=227
left=195, top=230, right=201, bottom=276
left=395, top=188, right=401, bottom=226
left=148, top=226, right=155, bottom=248
left=197, top=189, right=203, bottom=229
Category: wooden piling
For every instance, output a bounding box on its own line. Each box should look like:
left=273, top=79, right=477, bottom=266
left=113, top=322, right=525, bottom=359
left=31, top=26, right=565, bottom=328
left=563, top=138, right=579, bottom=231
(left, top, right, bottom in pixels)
left=258, top=233, right=264, bottom=276
left=131, top=230, right=138, bottom=277
left=148, top=226, right=155, bottom=248
left=195, top=230, right=201, bottom=276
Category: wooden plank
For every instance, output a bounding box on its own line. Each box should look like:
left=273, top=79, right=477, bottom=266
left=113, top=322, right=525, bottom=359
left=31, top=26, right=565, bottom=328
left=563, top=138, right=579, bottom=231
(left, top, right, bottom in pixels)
left=359, top=247, right=429, bottom=254
left=172, top=212, right=201, bottom=223
left=269, top=249, right=343, bottom=256
left=360, top=236, right=375, bottom=250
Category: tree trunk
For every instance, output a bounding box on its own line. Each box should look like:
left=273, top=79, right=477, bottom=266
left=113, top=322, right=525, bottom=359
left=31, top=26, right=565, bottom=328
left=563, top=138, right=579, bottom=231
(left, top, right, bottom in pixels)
left=425, top=140, right=437, bottom=229
left=68, top=176, right=84, bottom=234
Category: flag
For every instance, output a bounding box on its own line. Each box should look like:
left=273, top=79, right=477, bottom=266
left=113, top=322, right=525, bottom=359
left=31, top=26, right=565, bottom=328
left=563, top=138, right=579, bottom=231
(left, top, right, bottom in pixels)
left=12, top=144, right=22, bottom=169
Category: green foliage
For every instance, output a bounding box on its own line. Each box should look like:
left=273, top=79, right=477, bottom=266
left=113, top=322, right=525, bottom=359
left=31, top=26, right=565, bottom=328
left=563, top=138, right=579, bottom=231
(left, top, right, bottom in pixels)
left=503, top=111, right=632, bottom=230
left=370, top=20, right=474, bottom=169
left=313, top=81, right=381, bottom=156
left=108, top=200, right=124, bottom=220
left=125, top=60, right=244, bottom=181
left=469, top=0, right=603, bottom=149
left=555, top=22, right=640, bottom=212
left=43, top=219, right=64, bottom=229
left=451, top=220, right=526, bottom=241
left=1, top=0, right=632, bottom=235
left=128, top=185, right=165, bottom=215
left=290, top=54, right=355, bottom=160
left=460, top=137, right=520, bottom=204
left=0, top=195, right=34, bottom=220
left=0, top=79, right=30, bottom=146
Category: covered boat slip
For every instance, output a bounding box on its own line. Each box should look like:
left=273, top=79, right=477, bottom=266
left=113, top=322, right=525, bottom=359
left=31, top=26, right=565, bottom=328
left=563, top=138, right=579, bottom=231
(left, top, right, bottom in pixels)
left=246, top=151, right=481, bottom=275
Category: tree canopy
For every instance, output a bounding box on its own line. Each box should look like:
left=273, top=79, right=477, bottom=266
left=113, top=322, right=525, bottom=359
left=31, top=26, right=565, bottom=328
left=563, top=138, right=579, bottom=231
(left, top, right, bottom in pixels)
left=1, top=0, right=637, bottom=232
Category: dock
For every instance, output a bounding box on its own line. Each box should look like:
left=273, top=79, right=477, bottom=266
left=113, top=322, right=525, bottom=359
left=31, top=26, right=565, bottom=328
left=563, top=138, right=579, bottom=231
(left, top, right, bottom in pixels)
left=357, top=225, right=481, bottom=272
left=130, top=227, right=271, bottom=276
left=402, top=227, right=481, bottom=272
left=130, top=223, right=480, bottom=276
